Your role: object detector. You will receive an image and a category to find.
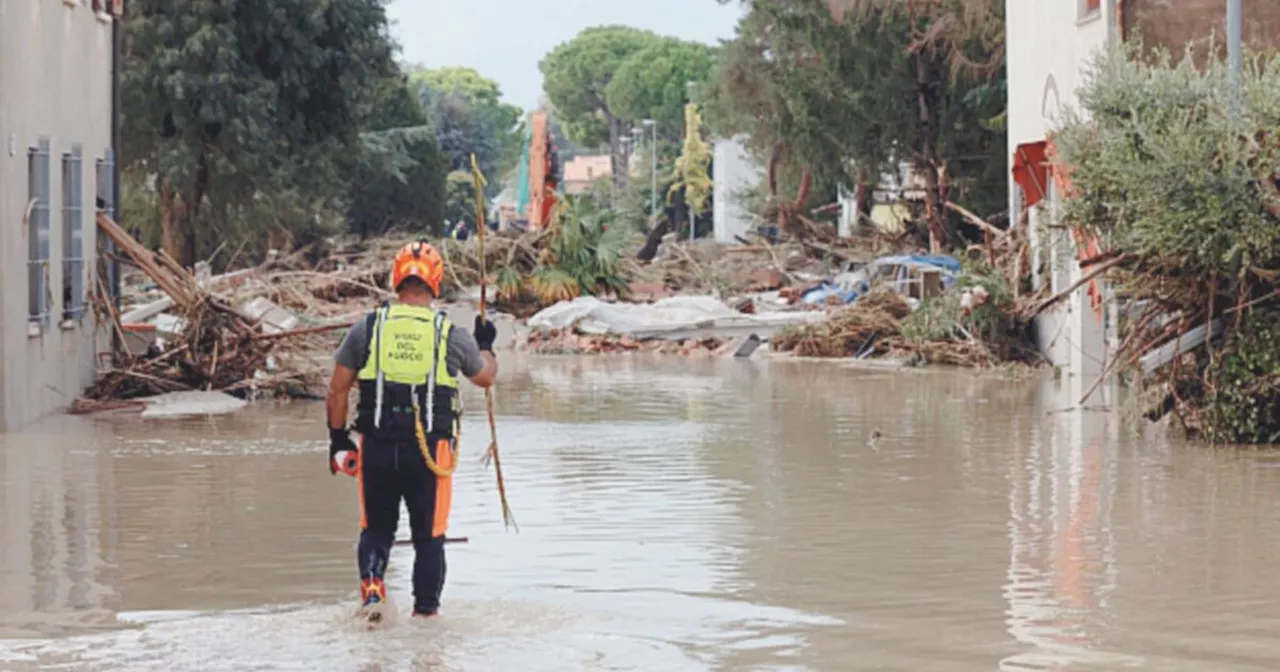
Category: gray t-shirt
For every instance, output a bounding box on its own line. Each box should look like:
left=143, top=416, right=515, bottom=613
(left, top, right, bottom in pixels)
left=334, top=309, right=486, bottom=380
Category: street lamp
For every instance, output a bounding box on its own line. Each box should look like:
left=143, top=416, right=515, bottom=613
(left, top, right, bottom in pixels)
left=642, top=119, right=656, bottom=229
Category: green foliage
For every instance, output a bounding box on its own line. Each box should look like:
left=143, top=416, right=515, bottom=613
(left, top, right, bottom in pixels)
left=544, top=194, right=636, bottom=298
left=704, top=0, right=1008, bottom=228
left=1202, top=313, right=1280, bottom=444
left=900, top=261, right=1014, bottom=344
left=348, top=76, right=447, bottom=238
left=411, top=67, right=523, bottom=192
left=1053, top=41, right=1280, bottom=443
left=1054, top=41, right=1280, bottom=279
left=444, top=171, right=478, bottom=227
left=484, top=194, right=636, bottom=310
left=121, top=0, right=402, bottom=264
left=606, top=38, right=717, bottom=139
left=615, top=142, right=681, bottom=232
left=539, top=26, right=661, bottom=146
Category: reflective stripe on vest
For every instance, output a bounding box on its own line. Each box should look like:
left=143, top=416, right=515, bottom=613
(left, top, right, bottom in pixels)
left=356, top=303, right=457, bottom=432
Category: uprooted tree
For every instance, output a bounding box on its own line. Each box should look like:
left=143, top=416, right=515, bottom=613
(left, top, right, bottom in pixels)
left=1052, top=41, right=1280, bottom=443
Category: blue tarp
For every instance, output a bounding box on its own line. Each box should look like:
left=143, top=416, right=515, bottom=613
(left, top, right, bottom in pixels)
left=802, top=280, right=870, bottom=306
left=873, top=254, right=961, bottom=275
left=800, top=254, right=961, bottom=306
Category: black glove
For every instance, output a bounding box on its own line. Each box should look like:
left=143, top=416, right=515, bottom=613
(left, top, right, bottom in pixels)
left=329, top=426, right=357, bottom=475
left=474, top=314, right=497, bottom=352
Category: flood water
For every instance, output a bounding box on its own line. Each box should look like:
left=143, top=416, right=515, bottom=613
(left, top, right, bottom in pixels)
left=2, top=355, right=1280, bottom=671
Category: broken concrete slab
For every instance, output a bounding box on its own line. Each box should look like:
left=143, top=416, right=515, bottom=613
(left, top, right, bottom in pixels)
left=717, top=333, right=763, bottom=358
left=240, top=297, right=301, bottom=334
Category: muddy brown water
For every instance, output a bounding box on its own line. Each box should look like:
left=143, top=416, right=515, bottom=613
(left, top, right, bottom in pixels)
left=2, top=355, right=1280, bottom=671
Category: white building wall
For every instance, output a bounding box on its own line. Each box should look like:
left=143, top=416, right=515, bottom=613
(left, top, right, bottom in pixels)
left=712, top=136, right=763, bottom=244
left=0, top=0, right=116, bottom=431
left=1006, top=0, right=1112, bottom=383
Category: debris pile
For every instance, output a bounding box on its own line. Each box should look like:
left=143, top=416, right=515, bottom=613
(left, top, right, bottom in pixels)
left=525, top=330, right=725, bottom=356
left=76, top=191, right=1049, bottom=414
left=77, top=214, right=377, bottom=412
left=770, top=290, right=911, bottom=358
left=769, top=259, right=1042, bottom=367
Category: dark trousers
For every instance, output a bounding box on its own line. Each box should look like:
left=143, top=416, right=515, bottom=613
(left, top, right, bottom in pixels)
left=356, top=434, right=455, bottom=614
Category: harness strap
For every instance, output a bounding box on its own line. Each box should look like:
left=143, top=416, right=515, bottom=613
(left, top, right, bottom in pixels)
left=372, top=303, right=390, bottom=429
left=424, top=312, right=445, bottom=434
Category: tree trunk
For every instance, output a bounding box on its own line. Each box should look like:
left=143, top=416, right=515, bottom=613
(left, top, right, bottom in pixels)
left=183, top=151, right=208, bottom=267
left=607, top=112, right=630, bottom=198
left=636, top=218, right=671, bottom=262
left=767, top=143, right=782, bottom=198
left=915, top=53, right=945, bottom=254
left=854, top=177, right=873, bottom=230
left=672, top=187, right=688, bottom=239
left=159, top=177, right=191, bottom=266
left=158, top=160, right=204, bottom=269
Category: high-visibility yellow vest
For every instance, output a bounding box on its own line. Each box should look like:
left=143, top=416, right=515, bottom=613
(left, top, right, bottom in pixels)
left=355, top=302, right=459, bottom=438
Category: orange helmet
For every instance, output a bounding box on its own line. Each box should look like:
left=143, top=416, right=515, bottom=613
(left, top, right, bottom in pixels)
left=390, top=240, right=445, bottom=296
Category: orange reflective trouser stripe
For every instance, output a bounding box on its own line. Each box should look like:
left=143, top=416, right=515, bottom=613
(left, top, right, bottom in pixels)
left=356, top=435, right=368, bottom=529
left=432, top=438, right=454, bottom=537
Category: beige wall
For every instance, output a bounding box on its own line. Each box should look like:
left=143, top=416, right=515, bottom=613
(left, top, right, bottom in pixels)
left=1122, top=0, right=1280, bottom=57
left=0, top=0, right=115, bottom=431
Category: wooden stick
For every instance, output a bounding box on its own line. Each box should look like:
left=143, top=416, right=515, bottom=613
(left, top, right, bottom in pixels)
left=1029, top=254, right=1128, bottom=318
left=251, top=321, right=350, bottom=342
left=471, top=153, right=517, bottom=532
left=393, top=536, right=468, bottom=547
left=944, top=201, right=1006, bottom=238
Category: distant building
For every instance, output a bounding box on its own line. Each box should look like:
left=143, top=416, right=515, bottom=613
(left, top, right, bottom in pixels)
left=1005, top=0, right=1280, bottom=381
left=836, top=162, right=928, bottom=238
left=562, top=154, right=611, bottom=195
left=0, top=0, right=121, bottom=431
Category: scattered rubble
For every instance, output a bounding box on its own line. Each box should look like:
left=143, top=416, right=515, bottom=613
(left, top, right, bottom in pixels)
left=75, top=205, right=1046, bottom=414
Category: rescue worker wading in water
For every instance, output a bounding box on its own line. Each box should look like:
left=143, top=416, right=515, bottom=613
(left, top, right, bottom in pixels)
left=325, top=240, right=497, bottom=620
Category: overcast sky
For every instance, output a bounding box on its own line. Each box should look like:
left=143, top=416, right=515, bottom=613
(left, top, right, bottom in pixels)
left=386, top=0, right=744, bottom=110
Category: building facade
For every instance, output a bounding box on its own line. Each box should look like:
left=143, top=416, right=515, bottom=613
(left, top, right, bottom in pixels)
left=711, top=136, right=762, bottom=244
left=1005, top=0, right=1280, bottom=383
left=561, top=154, right=612, bottom=195
left=0, top=0, right=120, bottom=431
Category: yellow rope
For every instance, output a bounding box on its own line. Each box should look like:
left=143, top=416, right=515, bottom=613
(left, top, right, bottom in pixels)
left=412, top=395, right=457, bottom=477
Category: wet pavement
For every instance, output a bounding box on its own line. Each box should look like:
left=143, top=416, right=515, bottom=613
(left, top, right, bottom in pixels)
left=2, top=355, right=1280, bottom=670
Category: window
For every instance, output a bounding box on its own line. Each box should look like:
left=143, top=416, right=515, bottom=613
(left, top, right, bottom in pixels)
left=1082, top=0, right=1101, bottom=17
left=28, top=138, right=51, bottom=326
left=63, top=145, right=85, bottom=321
left=97, top=150, right=118, bottom=301
left=96, top=150, right=115, bottom=216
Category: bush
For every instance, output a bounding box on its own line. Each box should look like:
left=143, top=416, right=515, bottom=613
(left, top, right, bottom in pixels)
left=1052, top=40, right=1280, bottom=443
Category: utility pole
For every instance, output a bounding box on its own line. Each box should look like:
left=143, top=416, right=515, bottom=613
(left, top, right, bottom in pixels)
left=1228, top=0, right=1242, bottom=121
left=643, top=119, right=656, bottom=229
left=685, top=81, right=696, bottom=241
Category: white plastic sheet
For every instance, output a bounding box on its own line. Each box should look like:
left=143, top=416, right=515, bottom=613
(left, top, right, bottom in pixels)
left=527, top=296, right=825, bottom=341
